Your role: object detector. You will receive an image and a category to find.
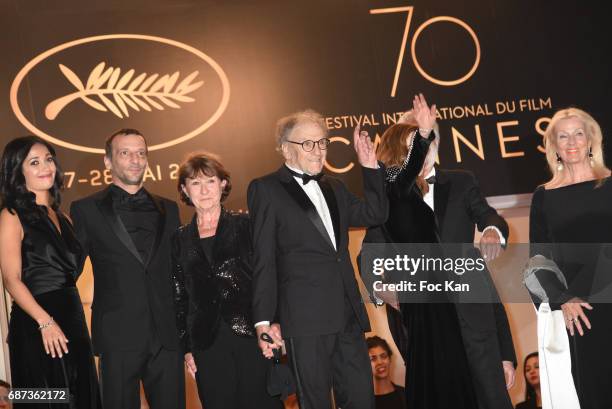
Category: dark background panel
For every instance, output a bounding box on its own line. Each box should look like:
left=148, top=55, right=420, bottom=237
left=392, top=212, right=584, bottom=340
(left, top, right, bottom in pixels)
left=2, top=0, right=611, bottom=218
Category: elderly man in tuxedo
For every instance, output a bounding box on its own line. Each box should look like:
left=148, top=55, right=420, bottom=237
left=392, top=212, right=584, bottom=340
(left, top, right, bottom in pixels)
left=247, top=110, right=388, bottom=409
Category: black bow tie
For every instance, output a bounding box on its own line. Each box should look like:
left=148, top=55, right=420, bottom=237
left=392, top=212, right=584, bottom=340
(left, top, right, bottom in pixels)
left=425, top=175, right=437, bottom=185
left=286, top=167, right=324, bottom=185
left=111, top=185, right=152, bottom=210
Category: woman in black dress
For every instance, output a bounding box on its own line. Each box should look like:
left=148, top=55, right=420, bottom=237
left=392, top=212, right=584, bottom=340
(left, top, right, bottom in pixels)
left=515, top=352, right=541, bottom=409
left=528, top=107, right=612, bottom=408
left=362, top=94, right=478, bottom=409
left=171, top=153, right=282, bottom=409
left=0, top=136, right=100, bottom=408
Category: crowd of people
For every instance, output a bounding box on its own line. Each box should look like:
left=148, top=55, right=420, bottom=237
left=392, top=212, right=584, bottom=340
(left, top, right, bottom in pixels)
left=0, top=95, right=608, bottom=409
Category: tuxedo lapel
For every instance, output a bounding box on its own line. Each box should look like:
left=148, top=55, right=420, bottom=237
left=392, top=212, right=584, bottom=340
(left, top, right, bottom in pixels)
left=434, top=169, right=450, bottom=234
left=96, top=188, right=144, bottom=264
left=318, top=177, right=340, bottom=250
left=278, top=167, right=336, bottom=251
left=145, top=193, right=166, bottom=267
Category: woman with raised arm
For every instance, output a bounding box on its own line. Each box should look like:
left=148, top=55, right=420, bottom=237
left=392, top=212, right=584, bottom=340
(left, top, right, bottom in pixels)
left=361, top=94, right=480, bottom=409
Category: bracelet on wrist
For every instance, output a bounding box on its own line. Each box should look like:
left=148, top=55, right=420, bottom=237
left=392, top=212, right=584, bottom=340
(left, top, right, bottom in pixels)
left=38, top=317, right=54, bottom=331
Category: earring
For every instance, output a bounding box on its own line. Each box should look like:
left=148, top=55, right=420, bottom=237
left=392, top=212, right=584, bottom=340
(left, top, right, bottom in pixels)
left=556, top=153, right=564, bottom=171
left=589, top=147, right=594, bottom=167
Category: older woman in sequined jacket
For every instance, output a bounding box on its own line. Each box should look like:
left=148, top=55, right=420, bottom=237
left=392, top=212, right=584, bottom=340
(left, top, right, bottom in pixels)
left=171, top=152, right=282, bottom=409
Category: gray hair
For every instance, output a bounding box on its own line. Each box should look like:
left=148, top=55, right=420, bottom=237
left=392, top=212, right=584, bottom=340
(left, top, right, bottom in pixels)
left=275, top=109, right=328, bottom=152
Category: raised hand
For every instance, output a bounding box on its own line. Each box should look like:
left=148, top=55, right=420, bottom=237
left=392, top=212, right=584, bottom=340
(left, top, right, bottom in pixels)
left=412, top=93, right=437, bottom=136
left=353, top=125, right=377, bottom=169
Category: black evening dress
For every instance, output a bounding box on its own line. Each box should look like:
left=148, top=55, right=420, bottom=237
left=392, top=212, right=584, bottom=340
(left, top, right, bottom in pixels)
left=515, top=399, right=540, bottom=409
left=529, top=180, right=612, bottom=409
left=7, top=209, right=101, bottom=409
left=362, top=133, right=478, bottom=409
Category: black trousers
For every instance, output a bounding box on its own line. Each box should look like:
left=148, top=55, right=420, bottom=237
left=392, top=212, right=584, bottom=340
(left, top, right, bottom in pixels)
left=192, top=321, right=282, bottom=409
left=98, top=336, right=185, bottom=409
left=457, top=314, right=513, bottom=409
left=286, top=298, right=374, bottom=409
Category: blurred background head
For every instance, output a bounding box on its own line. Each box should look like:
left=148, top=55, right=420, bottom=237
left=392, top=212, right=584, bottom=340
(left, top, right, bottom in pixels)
left=523, top=352, right=540, bottom=402
left=0, top=380, right=12, bottom=409
left=367, top=335, right=394, bottom=381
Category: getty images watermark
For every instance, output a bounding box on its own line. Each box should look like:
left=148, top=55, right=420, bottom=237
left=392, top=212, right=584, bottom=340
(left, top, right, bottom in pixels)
left=360, top=243, right=612, bottom=304
left=371, top=254, right=486, bottom=293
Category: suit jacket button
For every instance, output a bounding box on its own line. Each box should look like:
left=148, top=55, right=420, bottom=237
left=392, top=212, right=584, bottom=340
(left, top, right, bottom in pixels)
left=336, top=257, right=341, bottom=262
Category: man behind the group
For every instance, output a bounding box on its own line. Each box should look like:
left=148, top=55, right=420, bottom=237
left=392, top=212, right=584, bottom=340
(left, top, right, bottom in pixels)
left=248, top=110, right=388, bottom=409
left=366, top=336, right=406, bottom=409
left=70, top=129, right=184, bottom=409
left=418, top=125, right=517, bottom=409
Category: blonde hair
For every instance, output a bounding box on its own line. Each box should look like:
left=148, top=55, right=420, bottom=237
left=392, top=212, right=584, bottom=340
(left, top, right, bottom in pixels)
left=543, top=107, right=609, bottom=186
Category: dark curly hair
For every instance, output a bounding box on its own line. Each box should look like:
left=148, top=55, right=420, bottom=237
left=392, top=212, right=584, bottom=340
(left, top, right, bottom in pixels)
left=0, top=136, right=64, bottom=221
left=366, top=335, right=393, bottom=357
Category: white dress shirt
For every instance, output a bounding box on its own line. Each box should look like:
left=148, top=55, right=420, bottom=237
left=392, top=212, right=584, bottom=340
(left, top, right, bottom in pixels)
left=422, top=167, right=436, bottom=211
left=286, top=164, right=337, bottom=251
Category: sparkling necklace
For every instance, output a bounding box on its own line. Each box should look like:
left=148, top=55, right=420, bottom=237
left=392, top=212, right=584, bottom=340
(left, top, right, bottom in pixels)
left=385, top=133, right=415, bottom=183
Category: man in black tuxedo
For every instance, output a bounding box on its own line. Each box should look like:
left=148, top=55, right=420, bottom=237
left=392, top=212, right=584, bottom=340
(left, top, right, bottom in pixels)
left=248, top=110, right=388, bottom=409
left=70, top=129, right=184, bottom=409
left=419, top=132, right=517, bottom=409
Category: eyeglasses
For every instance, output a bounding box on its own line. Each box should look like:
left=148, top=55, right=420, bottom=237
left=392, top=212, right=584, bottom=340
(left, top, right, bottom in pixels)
left=285, top=138, right=331, bottom=152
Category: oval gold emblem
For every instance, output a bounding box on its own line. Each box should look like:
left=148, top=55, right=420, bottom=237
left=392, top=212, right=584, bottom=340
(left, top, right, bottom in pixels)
left=10, top=34, right=230, bottom=153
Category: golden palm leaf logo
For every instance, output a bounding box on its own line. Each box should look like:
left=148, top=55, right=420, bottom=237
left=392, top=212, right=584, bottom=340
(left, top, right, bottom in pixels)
left=45, top=62, right=204, bottom=120
left=11, top=34, right=230, bottom=153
